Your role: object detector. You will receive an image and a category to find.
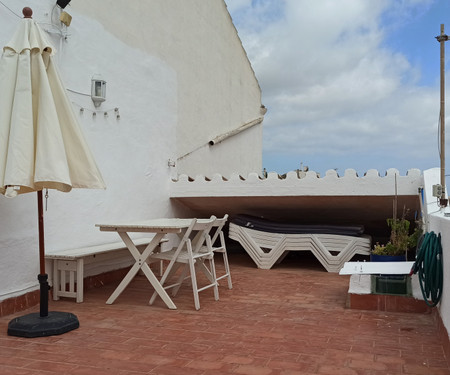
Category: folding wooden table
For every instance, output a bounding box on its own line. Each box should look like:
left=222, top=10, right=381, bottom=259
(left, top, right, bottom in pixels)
left=96, top=218, right=210, bottom=309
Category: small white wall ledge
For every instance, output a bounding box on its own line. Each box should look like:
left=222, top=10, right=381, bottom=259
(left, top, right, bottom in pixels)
left=170, top=168, right=423, bottom=198
left=339, top=261, right=415, bottom=275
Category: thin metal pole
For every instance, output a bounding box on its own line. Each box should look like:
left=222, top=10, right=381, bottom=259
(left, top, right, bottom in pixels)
left=37, top=190, right=45, bottom=274
left=440, top=25, right=446, bottom=204
left=438, top=25, right=448, bottom=206
left=37, top=190, right=49, bottom=317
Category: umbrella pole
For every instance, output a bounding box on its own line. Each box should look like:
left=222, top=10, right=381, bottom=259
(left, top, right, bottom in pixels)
left=7, top=191, right=80, bottom=337
left=37, top=190, right=49, bottom=317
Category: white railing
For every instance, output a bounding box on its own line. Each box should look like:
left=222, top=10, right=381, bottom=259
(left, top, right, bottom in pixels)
left=171, top=168, right=422, bottom=197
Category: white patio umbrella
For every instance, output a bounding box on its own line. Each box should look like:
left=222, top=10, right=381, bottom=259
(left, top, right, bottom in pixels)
left=0, top=8, right=105, bottom=337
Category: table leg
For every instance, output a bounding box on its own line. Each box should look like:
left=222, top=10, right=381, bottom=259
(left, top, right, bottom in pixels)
left=53, top=259, right=60, bottom=301
left=76, top=258, right=84, bottom=303
left=106, top=232, right=177, bottom=309
left=106, top=233, right=160, bottom=305
left=140, top=263, right=177, bottom=309
left=106, top=261, right=143, bottom=304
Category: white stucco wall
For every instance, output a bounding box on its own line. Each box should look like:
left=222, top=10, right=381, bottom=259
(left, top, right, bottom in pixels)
left=69, top=0, right=264, bottom=179
left=0, top=1, right=176, bottom=299
left=0, top=0, right=259, bottom=301
left=422, top=169, right=450, bottom=341
left=428, top=214, right=450, bottom=339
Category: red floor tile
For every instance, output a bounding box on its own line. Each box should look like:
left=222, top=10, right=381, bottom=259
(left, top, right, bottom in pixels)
left=0, top=252, right=448, bottom=374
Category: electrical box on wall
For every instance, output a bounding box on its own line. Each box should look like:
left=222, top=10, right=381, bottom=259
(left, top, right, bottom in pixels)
left=432, top=184, right=443, bottom=197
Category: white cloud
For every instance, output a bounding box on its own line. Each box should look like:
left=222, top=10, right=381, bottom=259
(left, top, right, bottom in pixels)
left=225, top=0, right=445, bottom=175
left=224, top=0, right=252, bottom=14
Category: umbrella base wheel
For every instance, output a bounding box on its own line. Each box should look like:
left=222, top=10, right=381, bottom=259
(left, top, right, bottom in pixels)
left=7, top=311, right=79, bottom=338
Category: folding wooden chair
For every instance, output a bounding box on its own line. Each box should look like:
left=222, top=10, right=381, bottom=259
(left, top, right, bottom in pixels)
left=172, top=214, right=232, bottom=292
left=148, top=217, right=218, bottom=310
left=205, top=214, right=232, bottom=289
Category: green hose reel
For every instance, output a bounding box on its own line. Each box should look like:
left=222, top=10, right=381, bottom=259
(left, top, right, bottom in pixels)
left=411, top=231, right=443, bottom=307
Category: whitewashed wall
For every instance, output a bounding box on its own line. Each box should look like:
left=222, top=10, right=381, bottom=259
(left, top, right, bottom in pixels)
left=422, top=169, right=450, bottom=342
left=428, top=215, right=450, bottom=341
left=0, top=0, right=261, bottom=301
left=70, top=0, right=264, bottom=179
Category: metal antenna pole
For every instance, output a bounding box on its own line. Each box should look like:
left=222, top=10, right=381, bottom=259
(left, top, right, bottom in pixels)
left=437, top=25, right=449, bottom=207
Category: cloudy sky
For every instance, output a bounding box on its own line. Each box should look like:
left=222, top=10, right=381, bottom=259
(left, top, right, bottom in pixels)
left=224, top=0, right=450, bottom=176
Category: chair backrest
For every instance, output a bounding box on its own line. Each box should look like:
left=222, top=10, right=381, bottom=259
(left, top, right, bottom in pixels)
left=169, top=218, right=198, bottom=258
left=209, top=214, right=229, bottom=247
left=188, top=216, right=216, bottom=254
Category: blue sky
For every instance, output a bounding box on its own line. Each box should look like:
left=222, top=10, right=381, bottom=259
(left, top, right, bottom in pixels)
left=225, top=0, right=450, bottom=177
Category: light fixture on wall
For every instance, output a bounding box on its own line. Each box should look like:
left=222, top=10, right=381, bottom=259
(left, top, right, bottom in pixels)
left=56, top=0, right=71, bottom=9
left=59, top=11, right=72, bottom=27
left=91, top=76, right=106, bottom=107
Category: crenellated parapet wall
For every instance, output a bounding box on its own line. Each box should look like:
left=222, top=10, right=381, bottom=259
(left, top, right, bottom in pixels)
left=170, top=168, right=423, bottom=198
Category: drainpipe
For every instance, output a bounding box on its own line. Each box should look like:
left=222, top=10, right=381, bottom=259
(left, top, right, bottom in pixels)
left=209, top=116, right=264, bottom=146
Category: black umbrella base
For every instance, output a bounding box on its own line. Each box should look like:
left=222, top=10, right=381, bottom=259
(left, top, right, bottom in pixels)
left=7, top=311, right=79, bottom=338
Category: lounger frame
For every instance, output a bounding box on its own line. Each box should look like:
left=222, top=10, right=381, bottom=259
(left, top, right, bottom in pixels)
left=229, top=223, right=371, bottom=272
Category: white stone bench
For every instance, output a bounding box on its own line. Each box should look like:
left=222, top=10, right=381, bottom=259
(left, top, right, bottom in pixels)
left=46, top=237, right=166, bottom=303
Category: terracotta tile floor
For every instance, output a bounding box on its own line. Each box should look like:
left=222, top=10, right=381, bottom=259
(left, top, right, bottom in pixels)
left=0, top=252, right=449, bottom=375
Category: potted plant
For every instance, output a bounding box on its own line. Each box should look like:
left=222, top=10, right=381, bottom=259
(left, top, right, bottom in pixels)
left=371, top=209, right=421, bottom=261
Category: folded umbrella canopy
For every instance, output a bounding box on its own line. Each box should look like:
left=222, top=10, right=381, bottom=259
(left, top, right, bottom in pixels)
left=0, top=8, right=105, bottom=337
left=0, top=10, right=105, bottom=196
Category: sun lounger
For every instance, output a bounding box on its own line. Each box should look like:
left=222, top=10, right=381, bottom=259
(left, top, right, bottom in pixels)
left=228, top=215, right=372, bottom=272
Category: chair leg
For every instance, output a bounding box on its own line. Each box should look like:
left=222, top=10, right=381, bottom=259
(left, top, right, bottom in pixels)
left=188, top=259, right=201, bottom=310
left=172, top=264, right=189, bottom=297
left=221, top=250, right=233, bottom=289
left=197, top=260, right=214, bottom=283
left=149, top=256, right=179, bottom=305
left=209, top=257, right=219, bottom=301
left=159, top=260, right=164, bottom=277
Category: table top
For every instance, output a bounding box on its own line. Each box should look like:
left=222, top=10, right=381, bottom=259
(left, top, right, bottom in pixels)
left=96, top=218, right=211, bottom=233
